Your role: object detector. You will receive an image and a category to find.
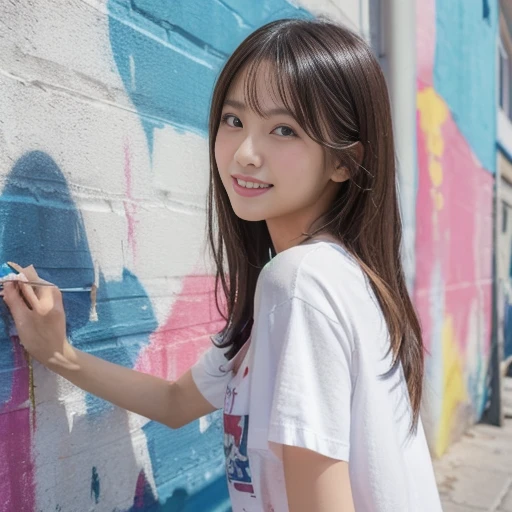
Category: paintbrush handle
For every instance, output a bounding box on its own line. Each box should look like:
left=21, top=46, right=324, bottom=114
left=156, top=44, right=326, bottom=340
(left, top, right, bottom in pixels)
left=0, top=281, right=92, bottom=293
left=59, top=287, right=93, bottom=293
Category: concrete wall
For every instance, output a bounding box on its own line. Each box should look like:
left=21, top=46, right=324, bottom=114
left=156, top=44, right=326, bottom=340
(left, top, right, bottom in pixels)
left=415, top=0, right=498, bottom=457
left=0, top=1, right=368, bottom=511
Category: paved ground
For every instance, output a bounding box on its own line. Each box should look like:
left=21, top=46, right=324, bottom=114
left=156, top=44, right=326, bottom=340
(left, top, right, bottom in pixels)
left=433, top=377, right=512, bottom=512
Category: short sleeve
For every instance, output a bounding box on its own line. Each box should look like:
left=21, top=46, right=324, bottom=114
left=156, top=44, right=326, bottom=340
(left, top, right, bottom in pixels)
left=266, top=297, right=354, bottom=462
left=190, top=343, right=232, bottom=410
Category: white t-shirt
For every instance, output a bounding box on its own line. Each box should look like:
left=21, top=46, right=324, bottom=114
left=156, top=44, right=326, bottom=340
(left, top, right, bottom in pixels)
left=191, top=239, right=443, bottom=512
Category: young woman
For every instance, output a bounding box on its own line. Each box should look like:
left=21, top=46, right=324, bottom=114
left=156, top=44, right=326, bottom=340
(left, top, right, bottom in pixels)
left=2, top=18, right=443, bottom=512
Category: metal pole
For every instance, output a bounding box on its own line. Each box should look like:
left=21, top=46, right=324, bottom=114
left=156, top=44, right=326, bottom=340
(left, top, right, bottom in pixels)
left=381, top=0, right=417, bottom=292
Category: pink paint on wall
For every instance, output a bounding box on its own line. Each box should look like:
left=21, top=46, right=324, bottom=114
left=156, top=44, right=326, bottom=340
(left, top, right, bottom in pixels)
left=416, top=0, right=436, bottom=86
left=414, top=105, right=435, bottom=354
left=415, top=81, right=493, bottom=411
left=439, top=118, right=493, bottom=355
left=123, top=140, right=139, bottom=261
left=0, top=338, right=35, bottom=512
left=135, top=275, right=226, bottom=381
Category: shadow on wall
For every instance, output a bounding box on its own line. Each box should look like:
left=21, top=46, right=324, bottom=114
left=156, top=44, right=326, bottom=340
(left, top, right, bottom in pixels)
left=0, top=151, right=228, bottom=511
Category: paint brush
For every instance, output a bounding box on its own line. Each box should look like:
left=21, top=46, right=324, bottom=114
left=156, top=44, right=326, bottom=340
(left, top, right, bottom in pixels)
left=0, top=282, right=93, bottom=293
left=0, top=262, right=92, bottom=292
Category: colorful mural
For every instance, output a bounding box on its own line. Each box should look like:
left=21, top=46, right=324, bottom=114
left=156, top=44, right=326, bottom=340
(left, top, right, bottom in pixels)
left=415, top=0, right=497, bottom=457
left=0, top=0, right=359, bottom=510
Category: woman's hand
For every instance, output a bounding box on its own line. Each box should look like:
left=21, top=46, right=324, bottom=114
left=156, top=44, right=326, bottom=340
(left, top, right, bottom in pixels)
left=1, top=263, right=76, bottom=369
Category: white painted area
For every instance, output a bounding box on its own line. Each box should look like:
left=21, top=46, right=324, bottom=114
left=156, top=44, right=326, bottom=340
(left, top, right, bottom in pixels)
left=199, top=414, right=212, bottom=433
left=33, top=364, right=143, bottom=512
left=152, top=125, right=210, bottom=198
left=292, top=0, right=367, bottom=33
left=129, top=54, right=136, bottom=92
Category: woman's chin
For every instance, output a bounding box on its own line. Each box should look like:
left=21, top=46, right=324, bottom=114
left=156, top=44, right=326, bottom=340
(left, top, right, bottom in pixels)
left=231, top=206, right=268, bottom=222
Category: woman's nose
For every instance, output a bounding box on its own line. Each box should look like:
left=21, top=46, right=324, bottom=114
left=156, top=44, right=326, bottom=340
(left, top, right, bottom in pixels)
left=234, top=136, right=262, bottom=168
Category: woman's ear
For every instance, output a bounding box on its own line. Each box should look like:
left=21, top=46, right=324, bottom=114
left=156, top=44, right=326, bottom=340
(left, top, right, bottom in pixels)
left=331, top=164, right=350, bottom=183
left=330, top=142, right=364, bottom=183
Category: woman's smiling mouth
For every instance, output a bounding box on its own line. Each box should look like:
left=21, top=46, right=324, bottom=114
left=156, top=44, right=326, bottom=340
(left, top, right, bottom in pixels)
left=231, top=176, right=274, bottom=197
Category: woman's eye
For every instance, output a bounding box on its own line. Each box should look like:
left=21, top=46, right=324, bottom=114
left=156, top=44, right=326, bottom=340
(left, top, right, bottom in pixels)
left=273, top=126, right=297, bottom=137
left=221, top=114, right=242, bottom=128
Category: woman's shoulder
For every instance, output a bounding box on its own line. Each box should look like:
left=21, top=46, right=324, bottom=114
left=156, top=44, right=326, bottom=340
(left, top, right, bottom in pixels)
left=255, top=240, right=385, bottom=347
left=258, top=239, right=366, bottom=303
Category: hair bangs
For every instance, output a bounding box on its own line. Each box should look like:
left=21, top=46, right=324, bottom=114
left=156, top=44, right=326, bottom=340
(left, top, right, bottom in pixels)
left=236, top=44, right=323, bottom=144
left=237, top=34, right=359, bottom=168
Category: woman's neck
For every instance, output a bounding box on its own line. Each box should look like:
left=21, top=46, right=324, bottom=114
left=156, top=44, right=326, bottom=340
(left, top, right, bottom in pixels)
left=266, top=213, right=338, bottom=254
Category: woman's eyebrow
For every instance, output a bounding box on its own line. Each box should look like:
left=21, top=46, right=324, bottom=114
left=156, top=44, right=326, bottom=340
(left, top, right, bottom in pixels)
left=223, top=99, right=294, bottom=118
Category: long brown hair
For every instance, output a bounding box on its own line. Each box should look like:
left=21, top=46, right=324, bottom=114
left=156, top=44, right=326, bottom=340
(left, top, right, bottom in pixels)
left=206, top=18, right=424, bottom=428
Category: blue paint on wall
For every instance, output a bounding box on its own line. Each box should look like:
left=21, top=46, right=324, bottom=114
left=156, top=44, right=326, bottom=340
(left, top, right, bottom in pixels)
left=483, top=0, right=491, bottom=21
left=91, top=466, right=100, bottom=504
left=107, top=0, right=312, bottom=155
left=434, top=0, right=498, bottom=173
left=0, top=151, right=158, bottom=416
left=0, top=151, right=94, bottom=404
left=72, top=268, right=158, bottom=415
left=123, top=467, right=231, bottom=512
left=137, top=411, right=230, bottom=512
left=0, top=151, right=229, bottom=510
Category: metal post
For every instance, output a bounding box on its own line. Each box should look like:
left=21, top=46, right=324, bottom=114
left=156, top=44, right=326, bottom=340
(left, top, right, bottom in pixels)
left=380, top=0, right=417, bottom=292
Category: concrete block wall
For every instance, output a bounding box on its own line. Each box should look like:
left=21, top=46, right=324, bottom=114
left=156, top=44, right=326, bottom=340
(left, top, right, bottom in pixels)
left=0, top=1, right=367, bottom=510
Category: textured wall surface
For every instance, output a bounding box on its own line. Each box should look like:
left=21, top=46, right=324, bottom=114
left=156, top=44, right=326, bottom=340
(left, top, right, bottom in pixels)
left=415, top=0, right=497, bottom=457
left=0, top=1, right=364, bottom=510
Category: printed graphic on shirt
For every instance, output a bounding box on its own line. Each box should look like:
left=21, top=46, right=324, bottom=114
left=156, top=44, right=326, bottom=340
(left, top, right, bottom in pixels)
left=224, top=413, right=254, bottom=494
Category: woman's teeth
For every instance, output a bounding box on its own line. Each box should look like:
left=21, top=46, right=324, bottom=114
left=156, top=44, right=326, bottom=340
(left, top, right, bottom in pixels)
left=236, top=178, right=272, bottom=189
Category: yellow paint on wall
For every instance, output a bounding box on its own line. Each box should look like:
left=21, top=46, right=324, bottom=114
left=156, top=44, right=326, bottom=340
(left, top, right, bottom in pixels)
left=417, top=88, right=448, bottom=158
left=429, top=160, right=443, bottom=187
left=418, top=88, right=449, bottom=227
left=435, top=315, right=467, bottom=457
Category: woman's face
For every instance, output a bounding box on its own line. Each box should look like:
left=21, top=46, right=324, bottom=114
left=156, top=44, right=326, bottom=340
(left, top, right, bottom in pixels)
left=214, top=63, right=346, bottom=245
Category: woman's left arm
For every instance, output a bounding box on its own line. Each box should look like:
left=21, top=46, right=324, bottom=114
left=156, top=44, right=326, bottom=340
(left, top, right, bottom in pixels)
left=283, top=445, right=355, bottom=512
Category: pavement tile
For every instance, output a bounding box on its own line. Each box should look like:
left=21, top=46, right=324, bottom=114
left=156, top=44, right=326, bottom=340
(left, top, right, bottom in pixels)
left=441, top=502, right=485, bottom=512
left=433, top=378, right=512, bottom=512
left=498, top=484, right=512, bottom=512
left=435, top=465, right=510, bottom=510
left=443, top=501, right=486, bottom=512
left=434, top=432, right=512, bottom=473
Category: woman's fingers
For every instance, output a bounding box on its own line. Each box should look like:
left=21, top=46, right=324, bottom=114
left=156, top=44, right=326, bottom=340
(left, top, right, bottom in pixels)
left=5, top=262, right=56, bottom=302
left=2, top=281, right=30, bottom=324
left=23, top=264, right=39, bottom=282
left=7, top=262, right=40, bottom=282
left=3, top=263, right=60, bottom=311
left=36, top=283, right=60, bottom=314
left=17, top=281, right=40, bottom=312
